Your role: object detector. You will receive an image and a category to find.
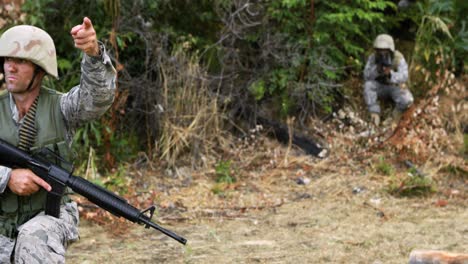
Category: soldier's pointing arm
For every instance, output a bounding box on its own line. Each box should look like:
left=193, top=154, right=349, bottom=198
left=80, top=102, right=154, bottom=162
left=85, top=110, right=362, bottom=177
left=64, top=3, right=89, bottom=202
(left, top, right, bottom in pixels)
left=60, top=17, right=116, bottom=129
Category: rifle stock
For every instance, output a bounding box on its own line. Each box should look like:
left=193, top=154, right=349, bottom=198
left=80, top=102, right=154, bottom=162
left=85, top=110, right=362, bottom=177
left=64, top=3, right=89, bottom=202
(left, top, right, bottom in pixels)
left=0, top=138, right=187, bottom=245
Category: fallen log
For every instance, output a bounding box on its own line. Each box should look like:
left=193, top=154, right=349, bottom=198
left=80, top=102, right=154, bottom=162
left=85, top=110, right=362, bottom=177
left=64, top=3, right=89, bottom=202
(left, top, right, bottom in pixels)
left=409, top=250, right=468, bottom=264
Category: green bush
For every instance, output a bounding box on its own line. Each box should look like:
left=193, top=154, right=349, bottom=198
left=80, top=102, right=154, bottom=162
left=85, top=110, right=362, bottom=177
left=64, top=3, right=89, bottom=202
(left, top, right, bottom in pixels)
left=215, top=160, right=236, bottom=184
left=386, top=174, right=436, bottom=197
left=245, top=0, right=396, bottom=118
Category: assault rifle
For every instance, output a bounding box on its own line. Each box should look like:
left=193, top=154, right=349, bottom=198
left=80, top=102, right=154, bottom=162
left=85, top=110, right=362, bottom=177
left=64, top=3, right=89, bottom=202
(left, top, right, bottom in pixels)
left=375, top=51, right=392, bottom=84
left=0, top=138, right=187, bottom=245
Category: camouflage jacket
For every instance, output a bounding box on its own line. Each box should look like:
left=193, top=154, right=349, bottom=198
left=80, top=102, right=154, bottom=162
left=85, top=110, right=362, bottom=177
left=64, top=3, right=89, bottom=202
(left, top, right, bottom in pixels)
left=363, top=50, right=409, bottom=85
left=0, top=43, right=116, bottom=193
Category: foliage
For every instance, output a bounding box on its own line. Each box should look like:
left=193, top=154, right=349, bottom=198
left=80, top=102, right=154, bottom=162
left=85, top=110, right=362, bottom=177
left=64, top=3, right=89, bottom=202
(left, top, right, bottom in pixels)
left=376, top=156, right=395, bottom=176
left=0, top=0, right=462, bottom=172
left=410, top=0, right=467, bottom=94
left=242, top=0, right=396, bottom=119
left=215, top=160, right=236, bottom=184
left=101, top=164, right=131, bottom=194
left=386, top=174, right=436, bottom=197
left=211, top=159, right=236, bottom=195
left=439, top=164, right=468, bottom=179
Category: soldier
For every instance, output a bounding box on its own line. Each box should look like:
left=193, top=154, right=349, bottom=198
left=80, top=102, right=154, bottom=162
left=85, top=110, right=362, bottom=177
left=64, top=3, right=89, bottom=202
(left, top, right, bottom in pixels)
left=0, top=17, right=116, bottom=263
left=363, top=34, right=413, bottom=126
left=398, top=0, right=415, bottom=9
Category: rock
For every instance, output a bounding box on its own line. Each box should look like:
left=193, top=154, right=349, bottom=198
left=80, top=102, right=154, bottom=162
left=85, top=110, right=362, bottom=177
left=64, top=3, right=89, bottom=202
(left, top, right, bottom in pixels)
left=409, top=250, right=468, bottom=264
left=296, top=177, right=311, bottom=185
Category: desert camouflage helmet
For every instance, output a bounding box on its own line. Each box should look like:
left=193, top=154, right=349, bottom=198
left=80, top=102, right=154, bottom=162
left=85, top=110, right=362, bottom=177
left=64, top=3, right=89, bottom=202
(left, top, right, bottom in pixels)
left=0, top=25, right=58, bottom=78
left=373, top=34, right=395, bottom=52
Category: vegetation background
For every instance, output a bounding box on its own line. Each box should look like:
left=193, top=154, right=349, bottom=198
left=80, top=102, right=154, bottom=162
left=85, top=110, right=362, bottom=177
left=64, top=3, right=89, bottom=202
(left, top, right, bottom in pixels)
left=1, top=0, right=466, bottom=173
left=0, top=0, right=466, bottom=262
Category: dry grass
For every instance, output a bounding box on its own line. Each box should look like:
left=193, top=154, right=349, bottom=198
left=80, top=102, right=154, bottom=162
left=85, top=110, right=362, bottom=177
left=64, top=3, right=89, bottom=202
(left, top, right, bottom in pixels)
left=67, top=135, right=467, bottom=263
left=157, top=50, right=227, bottom=168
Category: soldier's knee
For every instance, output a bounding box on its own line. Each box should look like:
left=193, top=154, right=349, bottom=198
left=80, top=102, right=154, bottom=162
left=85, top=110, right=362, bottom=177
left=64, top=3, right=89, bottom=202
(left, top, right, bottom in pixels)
left=396, top=97, right=413, bottom=111
left=364, top=80, right=378, bottom=92
left=16, top=224, right=49, bottom=247
left=15, top=228, right=66, bottom=264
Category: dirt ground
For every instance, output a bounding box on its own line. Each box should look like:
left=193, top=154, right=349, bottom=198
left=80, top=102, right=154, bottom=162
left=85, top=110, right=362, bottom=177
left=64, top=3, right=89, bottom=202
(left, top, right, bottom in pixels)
left=67, top=77, right=467, bottom=263
left=65, top=144, right=467, bottom=264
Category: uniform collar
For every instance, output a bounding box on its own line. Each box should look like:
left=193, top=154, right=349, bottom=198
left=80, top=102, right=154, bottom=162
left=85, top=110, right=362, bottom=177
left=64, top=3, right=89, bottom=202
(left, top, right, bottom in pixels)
left=8, top=92, right=20, bottom=123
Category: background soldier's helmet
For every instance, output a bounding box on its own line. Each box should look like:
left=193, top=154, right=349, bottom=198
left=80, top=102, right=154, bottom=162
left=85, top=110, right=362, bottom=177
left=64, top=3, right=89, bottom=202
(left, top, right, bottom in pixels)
left=373, top=34, right=395, bottom=53
left=0, top=25, right=58, bottom=79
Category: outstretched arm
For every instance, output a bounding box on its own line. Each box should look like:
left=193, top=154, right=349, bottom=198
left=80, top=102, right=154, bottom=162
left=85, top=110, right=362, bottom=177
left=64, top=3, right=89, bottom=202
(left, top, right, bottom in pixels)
left=60, top=17, right=116, bottom=130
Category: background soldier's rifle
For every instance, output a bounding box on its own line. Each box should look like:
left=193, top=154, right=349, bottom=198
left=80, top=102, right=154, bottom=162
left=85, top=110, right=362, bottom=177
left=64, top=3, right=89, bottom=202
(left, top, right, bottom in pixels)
left=375, top=51, right=393, bottom=84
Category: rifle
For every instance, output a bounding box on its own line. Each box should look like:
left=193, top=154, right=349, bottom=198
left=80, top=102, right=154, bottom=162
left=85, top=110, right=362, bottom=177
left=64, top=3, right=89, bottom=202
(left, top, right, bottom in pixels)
left=0, top=138, right=187, bottom=245
left=375, top=51, right=392, bottom=84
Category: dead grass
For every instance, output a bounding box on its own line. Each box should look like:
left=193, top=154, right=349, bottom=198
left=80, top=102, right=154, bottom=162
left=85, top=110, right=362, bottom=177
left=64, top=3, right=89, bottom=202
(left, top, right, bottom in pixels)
left=158, top=50, right=228, bottom=168
left=69, top=115, right=467, bottom=262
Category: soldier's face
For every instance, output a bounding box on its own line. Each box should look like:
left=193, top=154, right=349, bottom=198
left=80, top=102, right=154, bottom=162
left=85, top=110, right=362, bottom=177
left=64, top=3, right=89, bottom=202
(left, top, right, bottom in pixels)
left=3, top=57, right=35, bottom=94
left=375, top=49, right=391, bottom=57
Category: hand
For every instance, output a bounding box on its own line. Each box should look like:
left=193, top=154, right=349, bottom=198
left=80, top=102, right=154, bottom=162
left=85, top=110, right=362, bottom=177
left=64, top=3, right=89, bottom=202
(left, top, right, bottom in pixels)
left=382, top=66, right=391, bottom=75
left=8, top=169, right=52, bottom=196
left=70, top=17, right=100, bottom=57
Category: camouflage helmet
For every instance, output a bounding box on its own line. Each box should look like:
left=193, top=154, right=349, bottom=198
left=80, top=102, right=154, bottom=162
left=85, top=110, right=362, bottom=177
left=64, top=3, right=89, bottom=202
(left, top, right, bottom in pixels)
left=373, top=34, right=395, bottom=53
left=0, top=25, right=58, bottom=78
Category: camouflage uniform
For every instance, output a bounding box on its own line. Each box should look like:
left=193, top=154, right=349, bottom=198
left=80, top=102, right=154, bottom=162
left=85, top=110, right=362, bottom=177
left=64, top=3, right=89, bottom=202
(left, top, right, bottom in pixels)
left=363, top=36, right=413, bottom=114
left=0, top=41, right=116, bottom=263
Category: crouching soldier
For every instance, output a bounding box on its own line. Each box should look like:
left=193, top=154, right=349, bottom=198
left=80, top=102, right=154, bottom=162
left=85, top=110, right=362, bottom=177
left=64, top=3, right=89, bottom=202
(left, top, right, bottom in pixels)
left=363, top=34, right=413, bottom=126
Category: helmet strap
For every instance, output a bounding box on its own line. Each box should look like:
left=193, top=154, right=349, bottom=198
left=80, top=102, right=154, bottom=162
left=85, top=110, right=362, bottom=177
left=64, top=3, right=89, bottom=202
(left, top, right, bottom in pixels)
left=26, top=66, right=41, bottom=92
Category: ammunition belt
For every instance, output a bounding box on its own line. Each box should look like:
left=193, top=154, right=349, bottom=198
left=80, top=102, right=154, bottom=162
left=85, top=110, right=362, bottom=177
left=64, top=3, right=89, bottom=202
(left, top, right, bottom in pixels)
left=18, top=96, right=39, bottom=152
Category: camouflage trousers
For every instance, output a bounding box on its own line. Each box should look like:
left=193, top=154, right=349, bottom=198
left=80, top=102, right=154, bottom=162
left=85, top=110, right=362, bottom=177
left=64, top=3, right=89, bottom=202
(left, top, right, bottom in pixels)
left=363, top=80, right=414, bottom=114
left=0, top=202, right=79, bottom=264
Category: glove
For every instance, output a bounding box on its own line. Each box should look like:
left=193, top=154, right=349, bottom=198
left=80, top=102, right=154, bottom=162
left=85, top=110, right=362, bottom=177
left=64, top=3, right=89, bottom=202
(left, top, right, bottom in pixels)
left=375, top=74, right=390, bottom=84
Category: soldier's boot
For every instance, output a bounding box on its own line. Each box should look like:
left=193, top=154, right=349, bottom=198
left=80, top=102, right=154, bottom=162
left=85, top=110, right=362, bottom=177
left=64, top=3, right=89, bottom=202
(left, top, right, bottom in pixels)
left=370, top=113, right=380, bottom=127
left=391, top=108, right=403, bottom=128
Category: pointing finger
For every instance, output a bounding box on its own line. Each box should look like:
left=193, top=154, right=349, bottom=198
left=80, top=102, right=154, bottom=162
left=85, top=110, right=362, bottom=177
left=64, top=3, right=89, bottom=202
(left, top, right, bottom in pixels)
left=83, top=17, right=93, bottom=29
